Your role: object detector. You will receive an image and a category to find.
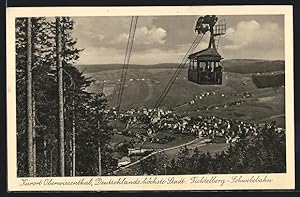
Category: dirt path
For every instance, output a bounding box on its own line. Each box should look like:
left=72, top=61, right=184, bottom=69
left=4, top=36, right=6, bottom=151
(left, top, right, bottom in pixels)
left=113, top=138, right=203, bottom=174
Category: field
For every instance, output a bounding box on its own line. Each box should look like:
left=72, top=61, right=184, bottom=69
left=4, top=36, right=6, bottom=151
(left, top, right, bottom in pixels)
left=77, top=59, right=285, bottom=162
left=78, top=59, right=285, bottom=127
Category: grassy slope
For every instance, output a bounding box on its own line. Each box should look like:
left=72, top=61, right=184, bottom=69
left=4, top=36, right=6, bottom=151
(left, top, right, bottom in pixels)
left=222, top=59, right=284, bottom=74
left=84, top=59, right=285, bottom=161
left=79, top=59, right=285, bottom=128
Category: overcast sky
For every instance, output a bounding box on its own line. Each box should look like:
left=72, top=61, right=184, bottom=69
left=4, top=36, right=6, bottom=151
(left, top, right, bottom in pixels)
left=72, top=15, right=284, bottom=65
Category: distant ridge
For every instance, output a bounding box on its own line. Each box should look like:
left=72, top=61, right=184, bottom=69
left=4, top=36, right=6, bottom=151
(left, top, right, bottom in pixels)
left=76, top=59, right=285, bottom=74
left=76, top=63, right=181, bottom=73
left=222, top=59, right=284, bottom=74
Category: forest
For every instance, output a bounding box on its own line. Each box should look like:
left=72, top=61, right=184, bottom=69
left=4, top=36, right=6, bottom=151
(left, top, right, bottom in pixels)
left=16, top=17, right=117, bottom=177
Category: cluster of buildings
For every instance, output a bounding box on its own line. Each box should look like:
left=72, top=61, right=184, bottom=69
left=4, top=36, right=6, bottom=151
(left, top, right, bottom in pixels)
left=108, top=105, right=284, bottom=146
left=110, top=106, right=284, bottom=168
left=187, top=90, right=253, bottom=111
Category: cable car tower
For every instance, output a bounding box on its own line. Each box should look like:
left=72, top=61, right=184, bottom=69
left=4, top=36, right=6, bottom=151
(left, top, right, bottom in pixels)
left=188, top=15, right=226, bottom=85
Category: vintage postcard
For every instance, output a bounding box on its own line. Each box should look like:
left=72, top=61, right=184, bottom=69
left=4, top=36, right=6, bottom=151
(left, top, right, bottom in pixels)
left=6, top=5, right=294, bottom=191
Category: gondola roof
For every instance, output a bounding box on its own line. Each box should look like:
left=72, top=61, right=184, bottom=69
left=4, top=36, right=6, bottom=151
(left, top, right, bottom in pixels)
left=188, top=47, right=222, bottom=61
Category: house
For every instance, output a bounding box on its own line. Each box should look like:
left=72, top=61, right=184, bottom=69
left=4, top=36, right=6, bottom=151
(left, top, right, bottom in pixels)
left=128, top=148, right=154, bottom=156
left=118, top=156, right=131, bottom=167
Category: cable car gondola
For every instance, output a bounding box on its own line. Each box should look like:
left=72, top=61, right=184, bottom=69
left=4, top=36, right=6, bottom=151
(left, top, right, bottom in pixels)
left=188, top=15, right=226, bottom=85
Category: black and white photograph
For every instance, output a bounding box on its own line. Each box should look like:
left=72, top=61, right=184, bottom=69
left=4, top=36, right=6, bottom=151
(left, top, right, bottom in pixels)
left=6, top=6, right=294, bottom=191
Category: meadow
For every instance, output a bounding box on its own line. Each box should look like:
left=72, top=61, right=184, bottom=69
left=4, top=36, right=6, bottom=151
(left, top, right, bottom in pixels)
left=77, top=59, right=286, bottom=169
left=78, top=59, right=285, bottom=127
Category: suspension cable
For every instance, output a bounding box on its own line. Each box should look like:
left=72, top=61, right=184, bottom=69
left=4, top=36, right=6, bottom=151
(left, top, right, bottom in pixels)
left=154, top=33, right=204, bottom=109
left=116, top=16, right=138, bottom=111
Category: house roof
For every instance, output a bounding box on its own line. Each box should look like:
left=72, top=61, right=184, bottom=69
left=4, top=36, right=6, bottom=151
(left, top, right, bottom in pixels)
left=188, top=47, right=222, bottom=61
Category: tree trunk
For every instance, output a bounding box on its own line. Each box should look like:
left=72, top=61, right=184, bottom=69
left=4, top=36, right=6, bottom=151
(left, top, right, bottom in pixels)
left=32, top=97, right=36, bottom=176
left=56, top=16, right=65, bottom=177
left=43, top=135, right=47, bottom=176
left=72, top=94, right=76, bottom=176
left=97, top=116, right=101, bottom=176
left=50, top=148, right=53, bottom=176
left=98, top=143, right=101, bottom=176
left=68, top=138, right=71, bottom=176
left=26, top=17, right=34, bottom=177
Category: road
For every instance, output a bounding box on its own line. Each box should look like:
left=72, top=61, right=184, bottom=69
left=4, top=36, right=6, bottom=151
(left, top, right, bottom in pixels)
left=113, top=138, right=206, bottom=174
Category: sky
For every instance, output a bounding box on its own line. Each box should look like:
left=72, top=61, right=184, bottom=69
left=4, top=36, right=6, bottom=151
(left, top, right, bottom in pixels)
left=72, top=15, right=284, bottom=65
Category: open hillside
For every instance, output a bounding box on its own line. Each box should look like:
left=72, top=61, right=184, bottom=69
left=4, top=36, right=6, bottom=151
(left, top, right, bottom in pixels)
left=78, top=63, right=180, bottom=73
left=77, top=59, right=285, bottom=127
left=222, top=59, right=284, bottom=74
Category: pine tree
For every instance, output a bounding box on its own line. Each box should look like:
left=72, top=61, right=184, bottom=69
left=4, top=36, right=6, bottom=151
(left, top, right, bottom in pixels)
left=167, top=158, right=178, bottom=175
left=16, top=16, right=117, bottom=177
left=139, top=155, right=158, bottom=175
left=16, top=17, right=28, bottom=177
left=56, top=16, right=65, bottom=177
left=16, top=17, right=57, bottom=177
left=26, top=17, right=34, bottom=177
left=176, top=146, right=191, bottom=174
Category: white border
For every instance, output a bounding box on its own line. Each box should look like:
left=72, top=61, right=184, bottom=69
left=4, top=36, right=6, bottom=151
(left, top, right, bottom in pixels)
left=6, top=5, right=294, bottom=191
